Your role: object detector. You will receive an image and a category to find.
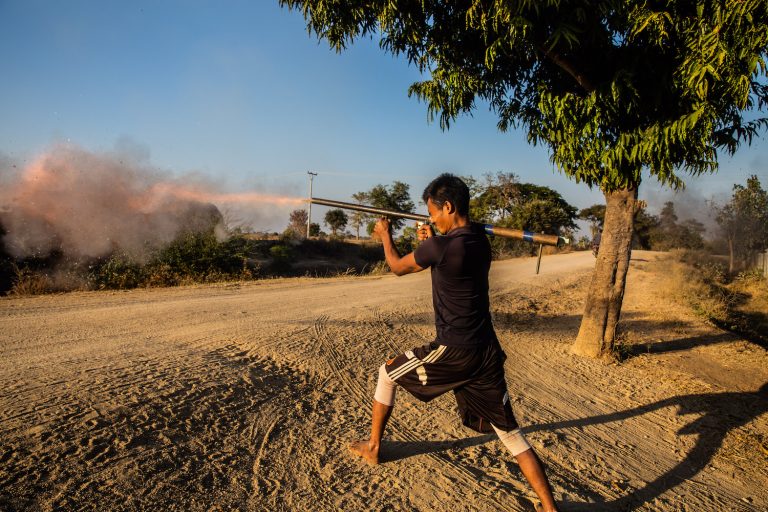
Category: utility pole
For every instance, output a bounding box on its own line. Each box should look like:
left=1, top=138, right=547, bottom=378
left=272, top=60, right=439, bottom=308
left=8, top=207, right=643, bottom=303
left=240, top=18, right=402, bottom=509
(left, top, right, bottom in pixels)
left=306, top=171, right=317, bottom=238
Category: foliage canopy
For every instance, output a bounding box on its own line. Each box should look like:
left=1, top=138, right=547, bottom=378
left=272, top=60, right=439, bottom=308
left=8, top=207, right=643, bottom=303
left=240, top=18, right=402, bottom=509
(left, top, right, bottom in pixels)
left=716, top=175, right=768, bottom=266
left=288, top=209, right=309, bottom=238
left=281, top=0, right=768, bottom=192
left=324, top=208, right=349, bottom=236
left=363, top=181, right=415, bottom=231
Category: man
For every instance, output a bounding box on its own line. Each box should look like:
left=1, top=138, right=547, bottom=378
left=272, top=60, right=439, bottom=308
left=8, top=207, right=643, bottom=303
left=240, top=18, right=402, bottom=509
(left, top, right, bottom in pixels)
left=349, top=174, right=560, bottom=512
left=591, top=229, right=602, bottom=257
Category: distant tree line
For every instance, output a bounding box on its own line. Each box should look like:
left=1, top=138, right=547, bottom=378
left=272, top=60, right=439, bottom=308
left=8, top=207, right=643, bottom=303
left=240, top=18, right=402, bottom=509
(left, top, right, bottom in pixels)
left=579, top=175, right=768, bottom=272
left=287, top=173, right=579, bottom=258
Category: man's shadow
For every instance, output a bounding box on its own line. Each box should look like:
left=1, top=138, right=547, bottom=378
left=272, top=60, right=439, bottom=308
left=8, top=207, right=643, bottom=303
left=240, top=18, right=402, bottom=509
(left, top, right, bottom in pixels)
left=525, top=382, right=768, bottom=511
left=379, top=383, right=767, bottom=511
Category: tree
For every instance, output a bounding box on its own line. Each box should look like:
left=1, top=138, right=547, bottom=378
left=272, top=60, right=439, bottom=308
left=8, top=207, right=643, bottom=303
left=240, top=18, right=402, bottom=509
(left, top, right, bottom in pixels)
left=324, top=209, right=349, bottom=237
left=468, top=173, right=577, bottom=234
left=678, top=219, right=706, bottom=250
left=650, top=202, right=706, bottom=251
left=363, top=181, right=414, bottom=232
left=287, top=209, right=308, bottom=239
left=309, top=222, right=320, bottom=237
left=281, top=1, right=768, bottom=358
left=466, top=175, right=577, bottom=256
left=632, top=207, right=659, bottom=250
left=349, top=191, right=371, bottom=240
left=469, top=172, right=521, bottom=223
left=716, top=175, right=768, bottom=272
left=578, top=204, right=607, bottom=238
left=649, top=201, right=680, bottom=249
left=509, top=183, right=578, bottom=235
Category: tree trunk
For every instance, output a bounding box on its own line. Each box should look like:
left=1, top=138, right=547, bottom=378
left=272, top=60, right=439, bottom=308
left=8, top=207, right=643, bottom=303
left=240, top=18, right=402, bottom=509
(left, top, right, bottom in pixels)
left=572, top=186, right=638, bottom=358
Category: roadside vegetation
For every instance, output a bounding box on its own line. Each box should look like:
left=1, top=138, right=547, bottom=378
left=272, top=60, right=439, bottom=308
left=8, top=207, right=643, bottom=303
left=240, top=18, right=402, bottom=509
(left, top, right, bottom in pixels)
left=1, top=230, right=385, bottom=295
left=663, top=250, right=768, bottom=347
left=2, top=175, right=765, bottom=303
left=0, top=173, right=580, bottom=295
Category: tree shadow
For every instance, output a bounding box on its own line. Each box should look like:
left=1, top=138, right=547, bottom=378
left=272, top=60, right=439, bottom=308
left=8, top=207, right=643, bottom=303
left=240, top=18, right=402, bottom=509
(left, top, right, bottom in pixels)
left=526, top=382, right=768, bottom=511
left=622, top=332, right=734, bottom=357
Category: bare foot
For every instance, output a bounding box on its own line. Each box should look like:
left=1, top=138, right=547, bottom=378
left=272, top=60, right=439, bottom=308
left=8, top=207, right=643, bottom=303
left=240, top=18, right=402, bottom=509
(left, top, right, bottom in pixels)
left=348, top=440, right=379, bottom=464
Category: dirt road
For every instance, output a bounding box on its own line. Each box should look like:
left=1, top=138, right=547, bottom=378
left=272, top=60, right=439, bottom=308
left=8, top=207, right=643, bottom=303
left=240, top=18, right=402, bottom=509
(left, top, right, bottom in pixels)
left=1, top=251, right=766, bottom=511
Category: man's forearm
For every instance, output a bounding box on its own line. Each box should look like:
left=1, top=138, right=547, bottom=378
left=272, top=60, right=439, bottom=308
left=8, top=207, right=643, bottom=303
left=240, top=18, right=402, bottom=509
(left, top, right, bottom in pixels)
left=374, top=222, right=423, bottom=276
left=380, top=232, right=401, bottom=269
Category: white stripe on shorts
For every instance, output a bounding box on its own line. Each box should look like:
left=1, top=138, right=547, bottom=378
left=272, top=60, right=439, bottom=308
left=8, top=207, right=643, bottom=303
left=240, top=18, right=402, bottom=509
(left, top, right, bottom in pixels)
left=389, top=357, right=421, bottom=381
left=416, top=365, right=428, bottom=385
left=389, top=345, right=447, bottom=381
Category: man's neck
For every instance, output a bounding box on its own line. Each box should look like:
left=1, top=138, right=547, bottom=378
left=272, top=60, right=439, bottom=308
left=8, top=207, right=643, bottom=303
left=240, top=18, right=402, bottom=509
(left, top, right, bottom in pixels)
left=445, top=216, right=470, bottom=233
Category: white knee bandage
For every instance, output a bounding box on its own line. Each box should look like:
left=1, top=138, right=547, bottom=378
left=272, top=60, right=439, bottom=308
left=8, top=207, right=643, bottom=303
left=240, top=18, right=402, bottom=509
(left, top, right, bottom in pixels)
left=492, top=424, right=532, bottom=457
left=373, top=363, right=397, bottom=406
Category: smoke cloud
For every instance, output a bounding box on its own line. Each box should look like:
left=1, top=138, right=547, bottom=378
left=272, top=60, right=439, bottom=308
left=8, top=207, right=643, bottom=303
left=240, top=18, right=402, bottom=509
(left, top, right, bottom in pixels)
left=643, top=181, right=728, bottom=236
left=0, top=144, right=301, bottom=262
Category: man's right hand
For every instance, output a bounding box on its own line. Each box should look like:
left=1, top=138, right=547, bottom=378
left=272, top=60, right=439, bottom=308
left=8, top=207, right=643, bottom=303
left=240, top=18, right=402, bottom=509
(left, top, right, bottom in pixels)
left=417, top=222, right=433, bottom=241
left=373, top=217, right=391, bottom=241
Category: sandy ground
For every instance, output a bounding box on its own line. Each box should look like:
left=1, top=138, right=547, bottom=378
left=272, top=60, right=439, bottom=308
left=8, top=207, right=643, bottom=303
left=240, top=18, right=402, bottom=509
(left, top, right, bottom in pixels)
left=1, top=250, right=766, bottom=512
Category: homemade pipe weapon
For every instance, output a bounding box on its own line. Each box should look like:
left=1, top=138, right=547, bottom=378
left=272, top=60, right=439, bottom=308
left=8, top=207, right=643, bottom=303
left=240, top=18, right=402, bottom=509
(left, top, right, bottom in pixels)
left=308, top=197, right=569, bottom=247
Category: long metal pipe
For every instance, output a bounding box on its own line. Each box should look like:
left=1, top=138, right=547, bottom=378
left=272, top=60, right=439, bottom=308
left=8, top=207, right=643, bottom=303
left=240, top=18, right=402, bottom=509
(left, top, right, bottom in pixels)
left=308, top=197, right=569, bottom=247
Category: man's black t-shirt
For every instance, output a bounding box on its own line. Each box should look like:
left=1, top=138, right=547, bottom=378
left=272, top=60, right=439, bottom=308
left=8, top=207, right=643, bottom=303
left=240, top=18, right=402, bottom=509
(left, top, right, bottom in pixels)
left=413, top=223, right=497, bottom=347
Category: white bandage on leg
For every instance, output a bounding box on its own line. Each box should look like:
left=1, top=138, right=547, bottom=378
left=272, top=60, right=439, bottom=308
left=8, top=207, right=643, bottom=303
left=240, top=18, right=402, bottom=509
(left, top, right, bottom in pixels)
left=492, top=424, right=532, bottom=457
left=373, top=364, right=397, bottom=406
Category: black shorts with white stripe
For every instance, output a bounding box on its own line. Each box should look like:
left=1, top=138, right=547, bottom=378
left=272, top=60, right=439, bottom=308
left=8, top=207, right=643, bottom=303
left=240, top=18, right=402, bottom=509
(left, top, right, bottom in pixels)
left=384, top=340, right=519, bottom=433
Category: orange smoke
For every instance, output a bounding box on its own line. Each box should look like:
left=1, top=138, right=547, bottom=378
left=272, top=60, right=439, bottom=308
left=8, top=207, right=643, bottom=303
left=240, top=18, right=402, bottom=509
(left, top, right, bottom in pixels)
left=141, top=182, right=304, bottom=210
left=0, top=144, right=304, bottom=259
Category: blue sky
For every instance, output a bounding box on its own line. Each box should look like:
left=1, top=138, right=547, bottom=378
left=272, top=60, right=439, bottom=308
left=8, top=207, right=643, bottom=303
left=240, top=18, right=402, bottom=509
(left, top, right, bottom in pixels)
left=1, top=1, right=766, bottom=234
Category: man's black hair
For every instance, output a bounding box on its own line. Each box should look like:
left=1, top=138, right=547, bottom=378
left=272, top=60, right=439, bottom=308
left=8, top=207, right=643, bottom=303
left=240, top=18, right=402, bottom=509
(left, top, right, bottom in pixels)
left=422, top=173, right=470, bottom=218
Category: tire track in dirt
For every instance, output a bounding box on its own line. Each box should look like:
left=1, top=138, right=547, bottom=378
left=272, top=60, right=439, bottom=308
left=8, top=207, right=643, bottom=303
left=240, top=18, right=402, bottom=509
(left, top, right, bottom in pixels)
left=0, top=338, right=318, bottom=511
left=6, top=253, right=762, bottom=510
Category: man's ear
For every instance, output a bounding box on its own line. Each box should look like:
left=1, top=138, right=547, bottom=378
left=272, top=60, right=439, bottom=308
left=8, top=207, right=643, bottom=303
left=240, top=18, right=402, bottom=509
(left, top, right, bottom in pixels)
left=443, top=200, right=456, bottom=214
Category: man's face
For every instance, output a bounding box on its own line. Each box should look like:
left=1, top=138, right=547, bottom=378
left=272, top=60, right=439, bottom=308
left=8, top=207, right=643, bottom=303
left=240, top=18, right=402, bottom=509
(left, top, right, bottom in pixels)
left=427, top=198, right=451, bottom=234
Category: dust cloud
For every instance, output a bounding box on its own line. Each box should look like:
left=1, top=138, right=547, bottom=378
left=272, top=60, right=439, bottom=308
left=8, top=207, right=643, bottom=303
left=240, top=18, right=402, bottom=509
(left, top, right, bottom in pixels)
left=0, top=144, right=298, bottom=262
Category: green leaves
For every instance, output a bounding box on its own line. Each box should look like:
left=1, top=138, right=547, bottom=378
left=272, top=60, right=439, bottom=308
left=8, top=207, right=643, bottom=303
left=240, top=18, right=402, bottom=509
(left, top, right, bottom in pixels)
left=281, top=0, right=768, bottom=193
left=361, top=181, right=414, bottom=231
left=716, top=175, right=768, bottom=265
left=324, top=208, right=349, bottom=236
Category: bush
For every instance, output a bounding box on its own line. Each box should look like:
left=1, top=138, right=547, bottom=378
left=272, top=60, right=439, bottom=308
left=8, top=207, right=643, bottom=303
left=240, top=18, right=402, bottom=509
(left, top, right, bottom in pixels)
left=366, top=260, right=390, bottom=275
left=666, top=250, right=768, bottom=345
left=269, top=244, right=294, bottom=274
left=9, top=266, right=51, bottom=295
left=89, top=253, right=144, bottom=290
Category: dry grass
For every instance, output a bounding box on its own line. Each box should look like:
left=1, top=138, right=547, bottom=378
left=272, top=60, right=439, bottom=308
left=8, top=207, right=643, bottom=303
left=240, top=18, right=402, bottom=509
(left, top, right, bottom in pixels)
left=661, top=250, right=768, bottom=345
left=365, top=260, right=391, bottom=275
left=10, top=267, right=52, bottom=296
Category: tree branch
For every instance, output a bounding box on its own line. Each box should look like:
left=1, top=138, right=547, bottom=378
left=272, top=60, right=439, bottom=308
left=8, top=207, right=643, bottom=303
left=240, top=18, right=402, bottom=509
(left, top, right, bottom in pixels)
left=536, top=44, right=596, bottom=93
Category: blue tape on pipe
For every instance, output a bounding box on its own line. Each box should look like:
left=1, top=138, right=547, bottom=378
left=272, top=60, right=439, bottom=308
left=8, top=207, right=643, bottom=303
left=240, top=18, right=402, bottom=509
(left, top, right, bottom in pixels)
left=523, top=231, right=534, bottom=243
left=484, top=224, right=494, bottom=236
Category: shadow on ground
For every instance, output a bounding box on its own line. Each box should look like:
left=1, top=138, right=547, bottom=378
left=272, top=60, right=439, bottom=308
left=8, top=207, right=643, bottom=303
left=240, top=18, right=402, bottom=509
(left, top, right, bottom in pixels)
left=380, top=434, right=495, bottom=463
left=527, top=382, right=768, bottom=511
left=379, top=383, right=767, bottom=511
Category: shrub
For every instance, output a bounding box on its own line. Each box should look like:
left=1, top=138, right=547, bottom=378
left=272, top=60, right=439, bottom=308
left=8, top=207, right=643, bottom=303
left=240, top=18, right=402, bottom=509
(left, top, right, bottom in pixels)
left=366, top=260, right=390, bottom=275
left=89, top=253, right=144, bottom=290
left=665, top=251, right=768, bottom=344
left=10, top=266, right=51, bottom=295
left=269, top=244, right=294, bottom=274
